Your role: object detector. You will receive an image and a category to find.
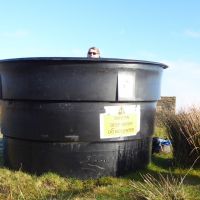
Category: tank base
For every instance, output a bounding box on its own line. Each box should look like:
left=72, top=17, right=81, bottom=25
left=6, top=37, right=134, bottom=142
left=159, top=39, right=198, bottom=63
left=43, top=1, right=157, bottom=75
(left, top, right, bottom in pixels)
left=3, top=136, right=151, bottom=179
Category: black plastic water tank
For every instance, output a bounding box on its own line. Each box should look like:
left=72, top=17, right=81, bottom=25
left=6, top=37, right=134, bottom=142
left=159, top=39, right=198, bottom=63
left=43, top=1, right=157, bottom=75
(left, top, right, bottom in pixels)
left=0, top=57, right=167, bottom=178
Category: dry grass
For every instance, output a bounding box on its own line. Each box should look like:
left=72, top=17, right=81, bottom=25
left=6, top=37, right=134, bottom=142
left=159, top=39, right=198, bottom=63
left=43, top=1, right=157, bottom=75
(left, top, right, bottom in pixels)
left=130, top=172, right=187, bottom=200
left=160, top=106, right=200, bottom=167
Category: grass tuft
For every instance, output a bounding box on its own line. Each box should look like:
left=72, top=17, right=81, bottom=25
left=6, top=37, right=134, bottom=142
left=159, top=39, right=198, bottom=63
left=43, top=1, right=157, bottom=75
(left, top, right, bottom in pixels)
left=130, top=172, right=188, bottom=200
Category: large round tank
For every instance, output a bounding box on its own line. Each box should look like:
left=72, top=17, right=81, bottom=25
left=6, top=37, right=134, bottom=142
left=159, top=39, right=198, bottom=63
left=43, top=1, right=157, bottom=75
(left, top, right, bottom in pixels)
left=0, top=57, right=167, bottom=179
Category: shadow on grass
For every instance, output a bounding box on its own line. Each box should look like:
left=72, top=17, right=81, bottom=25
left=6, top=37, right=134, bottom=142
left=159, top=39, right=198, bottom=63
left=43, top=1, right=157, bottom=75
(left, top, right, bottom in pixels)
left=0, top=152, right=3, bottom=167
left=151, top=153, right=173, bottom=169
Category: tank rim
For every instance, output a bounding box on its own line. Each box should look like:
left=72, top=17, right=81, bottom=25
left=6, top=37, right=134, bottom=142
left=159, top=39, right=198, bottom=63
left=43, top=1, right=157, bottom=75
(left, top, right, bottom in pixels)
left=0, top=57, right=168, bottom=69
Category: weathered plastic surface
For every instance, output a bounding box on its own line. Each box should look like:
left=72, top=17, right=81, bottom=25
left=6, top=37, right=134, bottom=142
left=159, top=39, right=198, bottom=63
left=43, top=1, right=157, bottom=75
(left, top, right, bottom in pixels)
left=0, top=57, right=167, bottom=178
left=0, top=57, right=166, bottom=101
left=3, top=137, right=151, bottom=178
left=1, top=101, right=155, bottom=142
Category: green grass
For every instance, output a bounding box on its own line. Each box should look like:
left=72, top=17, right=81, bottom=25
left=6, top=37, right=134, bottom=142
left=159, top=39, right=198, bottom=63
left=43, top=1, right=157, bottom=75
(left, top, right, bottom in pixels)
left=153, top=126, right=169, bottom=139
left=0, top=153, right=199, bottom=200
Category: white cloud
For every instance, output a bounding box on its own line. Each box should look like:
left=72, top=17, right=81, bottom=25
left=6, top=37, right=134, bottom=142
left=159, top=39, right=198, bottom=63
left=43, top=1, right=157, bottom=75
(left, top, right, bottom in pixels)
left=160, top=59, right=200, bottom=110
left=184, top=29, right=200, bottom=38
left=119, top=29, right=126, bottom=35
left=0, top=30, right=29, bottom=39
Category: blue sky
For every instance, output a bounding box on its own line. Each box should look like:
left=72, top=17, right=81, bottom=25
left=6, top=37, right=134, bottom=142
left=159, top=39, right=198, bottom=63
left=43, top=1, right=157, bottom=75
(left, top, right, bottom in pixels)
left=0, top=0, right=200, bottom=110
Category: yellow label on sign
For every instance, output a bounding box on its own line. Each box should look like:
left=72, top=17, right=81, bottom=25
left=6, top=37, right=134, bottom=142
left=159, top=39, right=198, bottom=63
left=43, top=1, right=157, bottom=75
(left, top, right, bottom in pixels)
left=100, top=105, right=140, bottom=139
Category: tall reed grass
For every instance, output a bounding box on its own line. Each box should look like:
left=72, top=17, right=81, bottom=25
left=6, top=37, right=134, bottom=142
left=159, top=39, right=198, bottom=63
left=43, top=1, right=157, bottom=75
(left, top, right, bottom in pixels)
left=161, top=106, right=200, bottom=167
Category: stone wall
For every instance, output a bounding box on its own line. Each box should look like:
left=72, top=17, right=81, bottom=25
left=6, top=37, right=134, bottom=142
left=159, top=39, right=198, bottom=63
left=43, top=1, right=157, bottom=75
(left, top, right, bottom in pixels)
left=156, top=96, right=176, bottom=114
left=155, top=96, right=176, bottom=126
